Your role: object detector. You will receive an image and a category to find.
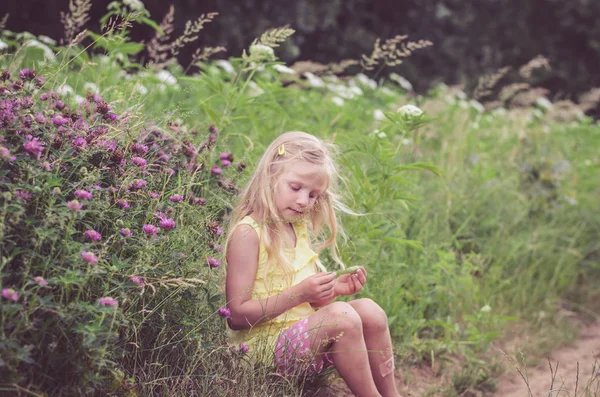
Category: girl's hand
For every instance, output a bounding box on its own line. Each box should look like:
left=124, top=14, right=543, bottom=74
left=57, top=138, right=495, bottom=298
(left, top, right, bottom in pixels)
left=334, top=266, right=367, bottom=296
left=294, top=272, right=336, bottom=303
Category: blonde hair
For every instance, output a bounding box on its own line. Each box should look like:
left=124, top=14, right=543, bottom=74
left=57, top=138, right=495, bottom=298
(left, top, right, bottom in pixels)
left=227, top=131, right=350, bottom=281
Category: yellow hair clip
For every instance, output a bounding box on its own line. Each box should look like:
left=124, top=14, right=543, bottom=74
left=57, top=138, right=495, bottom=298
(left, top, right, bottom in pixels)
left=277, top=144, right=285, bottom=156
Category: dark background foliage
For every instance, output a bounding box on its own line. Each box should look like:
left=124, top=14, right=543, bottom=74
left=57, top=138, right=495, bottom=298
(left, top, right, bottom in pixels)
left=2, top=0, right=599, bottom=99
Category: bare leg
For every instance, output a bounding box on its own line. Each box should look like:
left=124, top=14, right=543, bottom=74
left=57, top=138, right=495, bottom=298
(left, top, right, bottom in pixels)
left=349, top=299, right=401, bottom=397
left=306, top=301, right=381, bottom=397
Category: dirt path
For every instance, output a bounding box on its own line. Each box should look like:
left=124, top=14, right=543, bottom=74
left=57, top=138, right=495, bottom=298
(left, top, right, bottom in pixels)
left=323, top=323, right=600, bottom=396
left=493, top=322, right=600, bottom=397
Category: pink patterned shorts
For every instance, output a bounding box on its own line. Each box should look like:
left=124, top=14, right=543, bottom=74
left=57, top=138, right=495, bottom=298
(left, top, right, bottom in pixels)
left=274, top=318, right=333, bottom=375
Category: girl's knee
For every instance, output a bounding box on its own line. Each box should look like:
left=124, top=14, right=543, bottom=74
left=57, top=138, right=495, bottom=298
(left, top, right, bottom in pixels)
left=320, top=301, right=362, bottom=331
left=350, top=298, right=388, bottom=332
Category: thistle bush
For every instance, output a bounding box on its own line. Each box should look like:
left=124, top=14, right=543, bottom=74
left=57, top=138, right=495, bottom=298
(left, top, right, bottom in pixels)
left=0, top=64, right=243, bottom=394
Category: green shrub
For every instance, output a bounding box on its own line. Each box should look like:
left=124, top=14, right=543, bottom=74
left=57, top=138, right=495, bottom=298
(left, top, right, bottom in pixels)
left=0, top=67, right=241, bottom=394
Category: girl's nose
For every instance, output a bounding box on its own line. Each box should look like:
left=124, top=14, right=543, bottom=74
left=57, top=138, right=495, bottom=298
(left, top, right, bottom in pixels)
left=296, top=192, right=309, bottom=207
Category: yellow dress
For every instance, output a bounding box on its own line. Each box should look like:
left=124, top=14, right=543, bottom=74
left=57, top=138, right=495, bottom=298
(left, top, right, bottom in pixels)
left=228, top=216, right=319, bottom=363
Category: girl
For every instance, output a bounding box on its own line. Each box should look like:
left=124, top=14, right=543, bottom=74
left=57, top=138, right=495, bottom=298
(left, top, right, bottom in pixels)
left=225, top=131, right=401, bottom=397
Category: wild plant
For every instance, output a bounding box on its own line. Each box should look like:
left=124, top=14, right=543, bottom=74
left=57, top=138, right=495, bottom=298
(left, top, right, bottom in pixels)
left=503, top=352, right=600, bottom=397
left=59, top=0, right=92, bottom=45
left=361, top=35, right=433, bottom=71
left=145, top=5, right=176, bottom=69
left=0, top=62, right=243, bottom=394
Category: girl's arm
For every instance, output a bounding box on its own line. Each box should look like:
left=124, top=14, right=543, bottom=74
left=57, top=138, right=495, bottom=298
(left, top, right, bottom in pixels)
left=226, top=224, right=335, bottom=330
left=306, top=238, right=337, bottom=309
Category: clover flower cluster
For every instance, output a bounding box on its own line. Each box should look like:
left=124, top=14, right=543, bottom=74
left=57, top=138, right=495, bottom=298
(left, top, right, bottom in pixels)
left=0, top=68, right=241, bottom=313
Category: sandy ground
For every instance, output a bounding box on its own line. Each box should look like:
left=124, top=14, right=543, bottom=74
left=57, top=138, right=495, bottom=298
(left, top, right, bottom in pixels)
left=493, top=322, right=600, bottom=397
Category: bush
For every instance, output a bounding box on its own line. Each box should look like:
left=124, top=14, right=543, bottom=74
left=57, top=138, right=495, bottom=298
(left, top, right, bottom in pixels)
left=0, top=67, right=240, bottom=394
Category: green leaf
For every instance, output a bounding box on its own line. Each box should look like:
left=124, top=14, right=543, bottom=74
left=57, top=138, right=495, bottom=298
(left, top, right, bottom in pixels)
left=5, top=204, right=24, bottom=214
left=44, top=176, right=63, bottom=189
left=88, top=31, right=113, bottom=52
left=396, top=162, right=443, bottom=176
left=139, top=16, right=162, bottom=32
left=115, top=42, right=145, bottom=56
left=111, top=256, right=130, bottom=270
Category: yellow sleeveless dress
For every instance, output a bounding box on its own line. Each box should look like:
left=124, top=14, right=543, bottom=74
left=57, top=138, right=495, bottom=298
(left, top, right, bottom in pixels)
left=228, top=216, right=319, bottom=363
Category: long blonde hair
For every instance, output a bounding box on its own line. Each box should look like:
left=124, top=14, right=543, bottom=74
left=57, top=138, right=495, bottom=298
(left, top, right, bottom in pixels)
left=227, top=131, right=350, bottom=280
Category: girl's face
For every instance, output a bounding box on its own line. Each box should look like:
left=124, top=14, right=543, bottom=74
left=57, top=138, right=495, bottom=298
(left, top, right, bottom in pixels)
left=273, top=161, right=328, bottom=221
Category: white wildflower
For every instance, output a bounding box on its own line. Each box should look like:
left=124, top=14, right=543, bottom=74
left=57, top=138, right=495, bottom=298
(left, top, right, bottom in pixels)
left=74, top=95, right=86, bottom=105
left=444, top=94, right=456, bottom=104
left=331, top=96, right=344, bottom=107
left=349, top=85, right=364, bottom=97
left=373, top=109, right=386, bottom=121
left=249, top=44, right=275, bottom=62
left=401, top=138, right=412, bottom=146
left=323, top=75, right=341, bottom=84
left=25, top=40, right=56, bottom=61
left=565, top=196, right=578, bottom=206
left=389, top=73, right=413, bottom=91
left=530, top=108, right=544, bottom=120
left=455, top=90, right=467, bottom=100
left=397, top=104, right=423, bottom=117
left=56, top=84, right=74, bottom=96
left=355, top=73, right=377, bottom=90
left=135, top=83, right=148, bottom=95
left=535, top=97, right=553, bottom=110
left=83, top=82, right=99, bottom=94
left=247, top=81, right=264, bottom=97
left=38, top=35, right=57, bottom=46
left=273, top=64, right=296, bottom=74
left=98, top=55, right=111, bottom=64
left=480, top=305, right=491, bottom=313
left=215, top=60, right=235, bottom=74
left=469, top=100, right=485, bottom=113
left=123, top=0, right=146, bottom=11
left=370, top=129, right=387, bottom=138
left=379, top=86, right=395, bottom=96
left=18, top=32, right=35, bottom=41
left=327, top=84, right=352, bottom=99
left=248, top=62, right=265, bottom=72
left=0, top=39, right=7, bottom=50
left=304, top=72, right=325, bottom=88
left=492, top=108, right=507, bottom=117
left=156, top=70, right=177, bottom=86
